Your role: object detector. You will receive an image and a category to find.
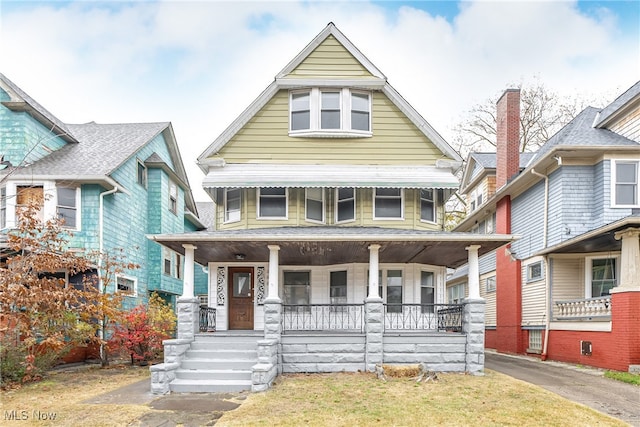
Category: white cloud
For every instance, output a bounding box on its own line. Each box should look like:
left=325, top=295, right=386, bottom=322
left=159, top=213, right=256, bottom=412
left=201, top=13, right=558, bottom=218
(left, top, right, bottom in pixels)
left=1, top=1, right=637, bottom=202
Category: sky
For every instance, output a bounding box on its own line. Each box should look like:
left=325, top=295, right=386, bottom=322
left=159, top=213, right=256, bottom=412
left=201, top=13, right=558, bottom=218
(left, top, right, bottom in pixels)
left=1, top=0, right=639, bottom=202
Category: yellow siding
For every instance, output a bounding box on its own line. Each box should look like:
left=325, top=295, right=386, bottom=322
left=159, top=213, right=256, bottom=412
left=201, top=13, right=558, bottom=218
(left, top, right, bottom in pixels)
left=216, top=91, right=447, bottom=165
left=550, top=256, right=584, bottom=301
left=480, top=273, right=497, bottom=326
left=287, top=35, right=373, bottom=79
left=216, top=188, right=444, bottom=231
left=608, top=104, right=640, bottom=142
left=521, top=258, right=546, bottom=326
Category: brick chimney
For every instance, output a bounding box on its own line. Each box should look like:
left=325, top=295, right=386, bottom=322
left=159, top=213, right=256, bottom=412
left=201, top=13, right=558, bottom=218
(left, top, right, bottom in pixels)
left=496, top=89, right=520, bottom=188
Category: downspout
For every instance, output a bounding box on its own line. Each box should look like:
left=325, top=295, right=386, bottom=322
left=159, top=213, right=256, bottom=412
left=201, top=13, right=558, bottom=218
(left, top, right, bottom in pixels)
left=530, top=168, right=550, bottom=360
left=98, top=186, right=118, bottom=360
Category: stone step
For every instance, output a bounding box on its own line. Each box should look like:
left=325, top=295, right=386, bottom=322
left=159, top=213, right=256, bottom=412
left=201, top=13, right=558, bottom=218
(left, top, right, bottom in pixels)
left=181, top=358, right=257, bottom=370
left=190, top=340, right=258, bottom=351
left=169, top=378, right=252, bottom=393
left=175, top=368, right=252, bottom=381
left=194, top=333, right=262, bottom=343
left=186, top=348, right=258, bottom=360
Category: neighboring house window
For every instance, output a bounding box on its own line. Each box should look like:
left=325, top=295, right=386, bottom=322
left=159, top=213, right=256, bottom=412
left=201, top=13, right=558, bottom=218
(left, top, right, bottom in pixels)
left=257, top=187, right=287, bottom=219
left=526, top=261, right=543, bottom=282
left=336, top=188, right=355, bottom=223
left=169, top=180, right=178, bottom=214
left=305, top=188, right=325, bottom=223
left=225, top=188, right=241, bottom=223
left=386, top=270, right=403, bottom=313
left=374, top=188, right=403, bottom=219
left=447, top=283, right=465, bottom=303
left=612, top=160, right=639, bottom=207
left=16, top=185, right=44, bottom=222
left=56, top=187, right=78, bottom=229
left=283, top=271, right=310, bottom=306
left=421, top=271, right=435, bottom=313
left=469, top=190, right=483, bottom=212
left=528, top=330, right=542, bottom=353
left=587, top=257, right=617, bottom=297
left=116, top=275, right=137, bottom=296
left=330, top=270, right=347, bottom=305
left=420, top=189, right=436, bottom=223
left=321, top=91, right=341, bottom=129
left=137, top=160, right=147, bottom=188
left=291, top=91, right=310, bottom=131
left=0, top=186, right=6, bottom=229
left=486, top=276, right=496, bottom=293
left=350, top=92, right=370, bottom=131
left=162, top=247, right=183, bottom=279
left=289, top=88, right=372, bottom=135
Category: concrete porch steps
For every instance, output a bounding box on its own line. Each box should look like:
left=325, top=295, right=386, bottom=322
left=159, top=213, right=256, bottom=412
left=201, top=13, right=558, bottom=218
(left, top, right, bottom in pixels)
left=169, top=332, right=261, bottom=393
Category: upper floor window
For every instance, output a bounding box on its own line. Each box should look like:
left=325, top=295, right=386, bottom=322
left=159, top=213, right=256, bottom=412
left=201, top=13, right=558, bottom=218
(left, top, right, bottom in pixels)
left=16, top=185, right=44, bottom=223
left=169, top=180, right=178, bottom=214
left=0, top=186, right=6, bottom=229
left=305, top=188, right=324, bottom=223
left=336, top=188, right=355, bottom=223
left=289, top=88, right=371, bottom=136
left=586, top=257, right=618, bottom=298
left=469, top=190, right=483, bottom=212
left=137, top=160, right=147, bottom=188
left=420, top=189, right=436, bottom=223
left=258, top=187, right=287, bottom=219
left=56, top=187, right=78, bottom=229
left=612, top=160, right=639, bottom=207
left=225, top=188, right=241, bottom=223
left=374, top=188, right=403, bottom=220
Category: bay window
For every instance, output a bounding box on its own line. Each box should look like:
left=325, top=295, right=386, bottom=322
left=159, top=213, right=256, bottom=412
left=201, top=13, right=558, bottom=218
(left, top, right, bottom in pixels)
left=613, top=160, right=640, bottom=207
left=336, top=188, right=355, bottom=223
left=420, top=189, right=436, bottom=223
left=421, top=271, right=435, bottom=313
left=374, top=188, right=403, bottom=219
left=284, top=271, right=310, bottom=306
left=305, top=188, right=324, bottom=223
left=258, top=187, right=287, bottom=219
left=225, top=188, right=241, bottom=223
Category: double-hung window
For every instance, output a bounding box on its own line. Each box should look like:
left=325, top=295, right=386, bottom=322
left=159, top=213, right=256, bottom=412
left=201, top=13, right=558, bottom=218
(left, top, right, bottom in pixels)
left=258, top=188, right=287, bottom=219
left=162, top=247, right=183, bottom=279
left=613, top=160, right=640, bottom=207
left=374, top=188, right=403, bottom=219
left=169, top=180, right=178, bottom=214
left=336, top=188, right=355, bottom=223
left=137, top=160, right=147, bottom=188
left=421, top=271, right=435, bottom=313
left=305, top=188, right=324, bottom=223
left=586, top=257, right=618, bottom=297
left=330, top=270, right=347, bottom=306
left=289, top=89, right=371, bottom=135
left=447, top=283, right=465, bottom=303
left=116, top=275, right=137, bottom=296
left=17, top=185, right=44, bottom=223
left=225, top=188, right=241, bottom=223
left=283, top=271, right=310, bottom=306
left=56, top=187, right=78, bottom=229
left=420, top=189, right=436, bottom=223
left=0, top=186, right=6, bottom=229
left=386, top=270, right=403, bottom=313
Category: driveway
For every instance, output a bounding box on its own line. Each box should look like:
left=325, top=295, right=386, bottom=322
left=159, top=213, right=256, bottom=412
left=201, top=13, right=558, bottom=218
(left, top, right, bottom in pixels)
left=485, top=351, right=640, bottom=426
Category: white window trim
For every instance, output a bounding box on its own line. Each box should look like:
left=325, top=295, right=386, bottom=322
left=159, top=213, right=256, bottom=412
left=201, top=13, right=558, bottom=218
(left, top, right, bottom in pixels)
left=169, top=179, right=178, bottom=215
left=305, top=188, right=325, bottom=224
left=584, top=255, right=620, bottom=298
left=485, top=275, right=496, bottom=293
left=257, top=188, right=289, bottom=220
left=137, top=159, right=147, bottom=189
left=419, top=189, right=437, bottom=224
left=288, top=88, right=373, bottom=138
left=447, top=282, right=466, bottom=304
left=611, top=159, right=640, bottom=208
left=329, top=269, right=348, bottom=305
left=224, top=188, right=242, bottom=224
left=0, top=186, right=7, bottom=230
left=116, top=274, right=138, bottom=297
left=5, top=181, right=56, bottom=228
left=373, top=188, right=404, bottom=220
left=526, top=260, right=544, bottom=283
left=56, top=186, right=81, bottom=231
left=335, top=187, right=356, bottom=224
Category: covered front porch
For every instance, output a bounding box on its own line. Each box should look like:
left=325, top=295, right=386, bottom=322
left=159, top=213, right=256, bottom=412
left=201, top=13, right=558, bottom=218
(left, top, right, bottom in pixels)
left=149, top=227, right=514, bottom=393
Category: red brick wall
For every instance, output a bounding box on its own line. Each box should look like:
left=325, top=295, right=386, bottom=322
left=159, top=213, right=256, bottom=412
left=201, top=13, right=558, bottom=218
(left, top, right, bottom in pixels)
left=485, top=329, right=498, bottom=349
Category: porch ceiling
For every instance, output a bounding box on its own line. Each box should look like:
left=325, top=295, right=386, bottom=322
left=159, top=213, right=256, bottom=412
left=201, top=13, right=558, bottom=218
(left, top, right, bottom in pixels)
left=149, top=227, right=516, bottom=268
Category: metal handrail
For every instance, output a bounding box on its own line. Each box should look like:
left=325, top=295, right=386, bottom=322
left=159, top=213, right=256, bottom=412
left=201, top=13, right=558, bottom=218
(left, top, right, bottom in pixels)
left=199, top=306, right=216, bottom=332
left=384, top=303, right=463, bottom=332
left=282, top=303, right=364, bottom=333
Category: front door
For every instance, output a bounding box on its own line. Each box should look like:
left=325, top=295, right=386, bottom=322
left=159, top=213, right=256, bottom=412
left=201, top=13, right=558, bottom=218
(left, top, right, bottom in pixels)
left=228, top=267, right=254, bottom=330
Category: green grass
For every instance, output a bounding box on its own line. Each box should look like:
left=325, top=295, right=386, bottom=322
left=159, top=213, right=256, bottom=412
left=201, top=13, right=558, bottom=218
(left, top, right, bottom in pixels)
left=605, top=370, right=640, bottom=386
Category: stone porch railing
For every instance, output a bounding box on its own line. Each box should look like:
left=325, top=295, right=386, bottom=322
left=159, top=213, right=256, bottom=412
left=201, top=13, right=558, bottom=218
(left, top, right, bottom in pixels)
left=553, top=296, right=612, bottom=320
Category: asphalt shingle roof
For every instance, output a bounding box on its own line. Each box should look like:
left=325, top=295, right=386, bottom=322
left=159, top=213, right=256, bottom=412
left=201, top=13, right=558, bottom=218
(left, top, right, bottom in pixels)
left=595, top=80, right=640, bottom=127
left=469, top=152, right=536, bottom=169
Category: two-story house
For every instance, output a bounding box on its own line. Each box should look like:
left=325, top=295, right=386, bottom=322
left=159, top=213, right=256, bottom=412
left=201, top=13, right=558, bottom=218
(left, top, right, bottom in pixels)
left=148, top=23, right=515, bottom=394
left=0, top=73, right=208, bottom=316
left=450, top=84, right=640, bottom=373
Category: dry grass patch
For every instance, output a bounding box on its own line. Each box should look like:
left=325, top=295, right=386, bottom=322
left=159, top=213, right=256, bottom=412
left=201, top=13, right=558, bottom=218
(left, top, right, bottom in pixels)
left=218, top=371, right=627, bottom=427
left=1, top=364, right=151, bottom=426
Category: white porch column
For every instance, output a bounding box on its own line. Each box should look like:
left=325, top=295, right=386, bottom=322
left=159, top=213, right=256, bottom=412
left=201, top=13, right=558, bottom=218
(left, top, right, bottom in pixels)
left=367, top=244, right=381, bottom=300
left=466, top=245, right=481, bottom=299
left=267, top=245, right=281, bottom=300
left=613, top=228, right=640, bottom=291
left=181, top=244, right=197, bottom=299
